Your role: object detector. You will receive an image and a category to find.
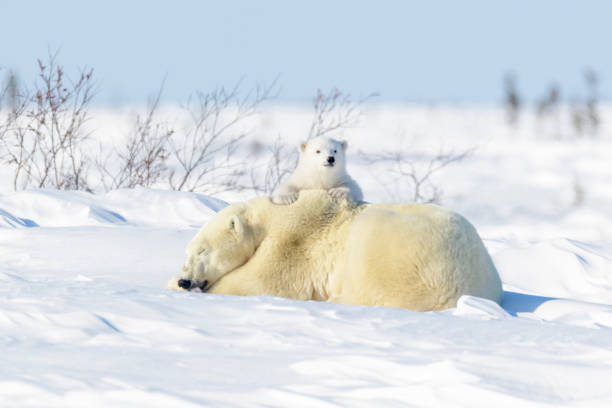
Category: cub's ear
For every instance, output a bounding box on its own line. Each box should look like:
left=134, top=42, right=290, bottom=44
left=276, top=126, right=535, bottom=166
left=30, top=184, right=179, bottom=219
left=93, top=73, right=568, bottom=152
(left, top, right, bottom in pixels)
left=300, top=141, right=307, bottom=153
left=341, top=140, right=348, bottom=151
left=228, top=214, right=245, bottom=237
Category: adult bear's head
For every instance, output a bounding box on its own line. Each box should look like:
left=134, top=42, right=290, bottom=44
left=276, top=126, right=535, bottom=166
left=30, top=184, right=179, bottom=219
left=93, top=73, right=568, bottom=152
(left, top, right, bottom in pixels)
left=178, top=204, right=259, bottom=291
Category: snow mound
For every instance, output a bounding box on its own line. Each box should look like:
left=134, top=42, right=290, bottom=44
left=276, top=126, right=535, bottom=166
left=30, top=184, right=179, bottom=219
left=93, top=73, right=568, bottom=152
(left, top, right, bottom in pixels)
left=0, top=208, right=38, bottom=228
left=531, top=298, right=612, bottom=329
left=0, top=188, right=228, bottom=228
left=0, top=190, right=125, bottom=227
left=100, top=188, right=228, bottom=228
left=452, top=295, right=511, bottom=319
left=492, top=238, right=612, bottom=305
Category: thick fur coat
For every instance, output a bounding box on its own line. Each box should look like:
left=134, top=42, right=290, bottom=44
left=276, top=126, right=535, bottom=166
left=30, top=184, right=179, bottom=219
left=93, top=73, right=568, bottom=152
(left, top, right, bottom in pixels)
left=271, top=136, right=362, bottom=204
left=168, top=190, right=503, bottom=311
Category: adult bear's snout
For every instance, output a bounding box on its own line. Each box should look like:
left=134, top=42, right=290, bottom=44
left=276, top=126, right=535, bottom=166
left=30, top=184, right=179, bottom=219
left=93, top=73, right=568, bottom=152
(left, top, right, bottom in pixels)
left=178, top=279, right=192, bottom=290
left=327, top=156, right=335, bottom=165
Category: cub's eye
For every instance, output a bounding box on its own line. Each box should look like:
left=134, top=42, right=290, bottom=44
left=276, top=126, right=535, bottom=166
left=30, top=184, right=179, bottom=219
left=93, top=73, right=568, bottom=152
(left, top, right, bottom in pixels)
left=333, top=149, right=337, bottom=153
left=316, top=150, right=320, bottom=154
left=198, top=248, right=208, bottom=255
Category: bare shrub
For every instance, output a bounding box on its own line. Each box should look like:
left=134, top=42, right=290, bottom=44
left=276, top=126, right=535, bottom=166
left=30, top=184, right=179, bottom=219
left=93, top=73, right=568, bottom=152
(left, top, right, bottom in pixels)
left=536, top=84, right=561, bottom=117
left=362, top=143, right=473, bottom=203
left=535, top=83, right=561, bottom=138
left=571, top=69, right=600, bottom=137
left=256, top=134, right=296, bottom=194
left=308, top=88, right=377, bottom=140
left=30, top=54, right=94, bottom=190
left=0, top=71, right=33, bottom=190
left=97, top=84, right=173, bottom=190
left=168, top=79, right=278, bottom=193
left=503, top=73, right=521, bottom=126
left=3, top=70, right=19, bottom=112
left=0, top=52, right=95, bottom=191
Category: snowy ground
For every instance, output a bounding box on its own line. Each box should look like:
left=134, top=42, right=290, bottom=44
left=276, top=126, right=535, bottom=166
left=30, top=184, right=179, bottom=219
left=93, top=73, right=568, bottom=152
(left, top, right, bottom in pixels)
left=1, top=106, right=612, bottom=407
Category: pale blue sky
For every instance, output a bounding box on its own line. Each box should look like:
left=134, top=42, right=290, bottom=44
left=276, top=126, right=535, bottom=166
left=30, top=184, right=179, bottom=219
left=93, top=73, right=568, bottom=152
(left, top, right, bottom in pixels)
left=1, top=0, right=610, bottom=105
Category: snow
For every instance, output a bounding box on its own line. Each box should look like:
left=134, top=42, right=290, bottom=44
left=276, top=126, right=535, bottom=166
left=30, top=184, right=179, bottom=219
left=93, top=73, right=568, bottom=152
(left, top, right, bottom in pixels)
left=1, top=106, right=612, bottom=407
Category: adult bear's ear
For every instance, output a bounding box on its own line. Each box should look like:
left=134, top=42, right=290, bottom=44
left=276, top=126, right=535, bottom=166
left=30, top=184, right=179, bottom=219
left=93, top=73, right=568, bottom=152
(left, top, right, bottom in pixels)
left=300, top=141, right=307, bottom=152
left=228, top=215, right=245, bottom=238
left=341, top=140, right=348, bottom=151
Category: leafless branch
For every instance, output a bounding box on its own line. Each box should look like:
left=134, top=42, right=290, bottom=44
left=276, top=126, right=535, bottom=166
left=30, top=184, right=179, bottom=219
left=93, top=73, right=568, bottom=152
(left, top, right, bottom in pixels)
left=571, top=68, right=600, bottom=137
left=254, top=134, right=297, bottom=194
left=362, top=146, right=473, bottom=203
left=96, top=81, right=174, bottom=190
left=307, top=87, right=377, bottom=140
left=503, top=73, right=521, bottom=126
left=1, top=51, right=97, bottom=191
left=168, top=78, right=278, bottom=193
left=0, top=72, right=34, bottom=190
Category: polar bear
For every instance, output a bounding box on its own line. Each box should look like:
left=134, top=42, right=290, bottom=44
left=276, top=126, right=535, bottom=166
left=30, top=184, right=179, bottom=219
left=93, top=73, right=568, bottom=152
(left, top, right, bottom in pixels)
left=271, top=136, right=362, bottom=205
left=168, top=190, right=502, bottom=311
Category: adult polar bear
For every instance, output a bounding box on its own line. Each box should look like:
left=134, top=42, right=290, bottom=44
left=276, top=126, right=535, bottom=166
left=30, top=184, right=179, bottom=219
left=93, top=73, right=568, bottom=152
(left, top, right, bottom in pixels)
left=168, top=190, right=502, bottom=311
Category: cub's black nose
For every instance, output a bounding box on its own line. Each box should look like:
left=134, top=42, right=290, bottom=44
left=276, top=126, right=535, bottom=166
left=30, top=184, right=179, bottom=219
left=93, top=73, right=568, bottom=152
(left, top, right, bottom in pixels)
left=178, top=279, right=192, bottom=289
left=327, top=156, right=335, bottom=165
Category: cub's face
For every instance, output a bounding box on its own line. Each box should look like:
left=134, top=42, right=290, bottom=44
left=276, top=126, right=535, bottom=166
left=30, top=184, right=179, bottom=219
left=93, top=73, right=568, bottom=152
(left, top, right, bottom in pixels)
left=179, top=207, right=256, bottom=291
left=300, top=136, right=347, bottom=170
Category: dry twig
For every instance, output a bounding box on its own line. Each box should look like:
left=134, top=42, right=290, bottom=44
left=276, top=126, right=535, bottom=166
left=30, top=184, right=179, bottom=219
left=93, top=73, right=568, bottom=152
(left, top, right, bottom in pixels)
left=97, top=82, right=173, bottom=190
left=362, top=146, right=473, bottom=203
left=0, top=53, right=95, bottom=191
left=168, top=78, right=278, bottom=193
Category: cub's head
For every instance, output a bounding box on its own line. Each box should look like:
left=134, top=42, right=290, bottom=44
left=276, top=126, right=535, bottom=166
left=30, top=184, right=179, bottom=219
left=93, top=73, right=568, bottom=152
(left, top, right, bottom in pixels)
left=299, top=136, right=348, bottom=171
left=178, top=204, right=257, bottom=291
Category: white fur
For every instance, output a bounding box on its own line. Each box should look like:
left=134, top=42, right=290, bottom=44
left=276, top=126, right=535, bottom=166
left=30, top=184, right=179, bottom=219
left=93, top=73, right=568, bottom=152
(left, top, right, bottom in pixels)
left=169, top=190, right=503, bottom=311
left=272, top=136, right=363, bottom=205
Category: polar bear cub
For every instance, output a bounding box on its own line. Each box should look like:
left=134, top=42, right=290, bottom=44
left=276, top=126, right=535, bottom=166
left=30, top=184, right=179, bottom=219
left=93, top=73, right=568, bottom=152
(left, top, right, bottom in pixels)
left=272, top=136, right=363, bottom=205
